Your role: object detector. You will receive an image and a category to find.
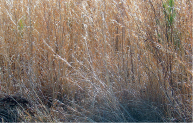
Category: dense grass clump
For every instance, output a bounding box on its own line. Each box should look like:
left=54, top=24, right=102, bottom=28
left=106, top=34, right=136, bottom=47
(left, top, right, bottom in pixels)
left=0, top=0, right=192, bottom=122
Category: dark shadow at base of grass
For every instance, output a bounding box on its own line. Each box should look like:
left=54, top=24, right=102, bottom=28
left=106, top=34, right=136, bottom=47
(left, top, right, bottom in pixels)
left=86, top=97, right=165, bottom=122
left=0, top=95, right=31, bottom=122
left=0, top=109, right=18, bottom=122
left=121, top=101, right=165, bottom=122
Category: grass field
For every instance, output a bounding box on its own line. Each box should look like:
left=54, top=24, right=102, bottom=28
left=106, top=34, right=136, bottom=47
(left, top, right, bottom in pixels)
left=0, top=0, right=192, bottom=122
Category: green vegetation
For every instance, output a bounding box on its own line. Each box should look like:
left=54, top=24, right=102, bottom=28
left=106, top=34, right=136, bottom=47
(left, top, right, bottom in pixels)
left=0, top=0, right=192, bottom=122
left=163, top=0, right=176, bottom=26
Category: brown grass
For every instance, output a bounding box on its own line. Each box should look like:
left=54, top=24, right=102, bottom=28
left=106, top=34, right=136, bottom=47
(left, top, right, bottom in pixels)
left=0, top=0, right=192, bottom=122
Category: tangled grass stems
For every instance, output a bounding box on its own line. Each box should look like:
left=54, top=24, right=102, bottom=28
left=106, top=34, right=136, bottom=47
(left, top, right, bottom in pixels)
left=0, top=0, right=192, bottom=122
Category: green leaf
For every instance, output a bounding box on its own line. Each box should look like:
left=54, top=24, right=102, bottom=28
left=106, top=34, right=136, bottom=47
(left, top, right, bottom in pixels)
left=19, top=19, right=24, bottom=30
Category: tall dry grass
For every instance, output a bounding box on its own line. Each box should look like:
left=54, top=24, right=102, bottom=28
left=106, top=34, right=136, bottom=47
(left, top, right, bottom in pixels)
left=0, top=0, right=192, bottom=122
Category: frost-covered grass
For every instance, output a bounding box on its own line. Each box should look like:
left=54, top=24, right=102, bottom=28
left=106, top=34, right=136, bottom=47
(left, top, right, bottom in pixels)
left=0, top=0, right=192, bottom=122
